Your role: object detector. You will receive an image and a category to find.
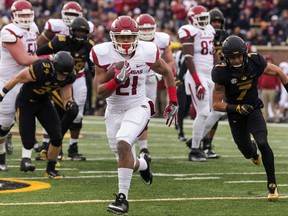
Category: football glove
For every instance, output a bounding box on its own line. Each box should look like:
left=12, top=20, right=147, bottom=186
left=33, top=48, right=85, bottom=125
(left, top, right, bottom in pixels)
left=163, top=101, right=178, bottom=127
left=114, top=60, right=131, bottom=84
left=65, top=100, right=79, bottom=116
left=195, top=83, right=205, bottom=100
left=235, top=104, right=254, bottom=115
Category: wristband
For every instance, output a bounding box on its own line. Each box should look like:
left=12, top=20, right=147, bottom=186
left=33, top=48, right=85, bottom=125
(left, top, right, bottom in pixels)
left=191, top=72, right=201, bottom=85
left=225, top=104, right=237, bottom=113
left=104, top=78, right=119, bottom=92
left=2, top=87, right=9, bottom=94
left=284, top=83, right=288, bottom=92
left=167, top=86, right=177, bottom=103
left=0, top=87, right=9, bottom=97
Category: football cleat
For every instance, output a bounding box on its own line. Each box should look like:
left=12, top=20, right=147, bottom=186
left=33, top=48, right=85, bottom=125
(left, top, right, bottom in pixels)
left=185, top=138, right=192, bottom=148
left=68, top=143, right=86, bottom=161
left=204, top=149, right=220, bottom=159
left=139, top=153, right=153, bottom=185
left=251, top=140, right=261, bottom=165
left=107, top=193, right=129, bottom=215
left=0, top=153, right=8, bottom=171
left=45, top=170, right=64, bottom=179
left=178, top=133, right=187, bottom=142
left=20, top=158, right=35, bottom=172
left=5, top=132, right=13, bottom=155
left=139, top=148, right=151, bottom=162
left=188, top=148, right=207, bottom=162
left=0, top=163, right=8, bottom=171
left=267, top=183, right=279, bottom=202
left=57, top=148, right=65, bottom=161
left=251, top=154, right=262, bottom=165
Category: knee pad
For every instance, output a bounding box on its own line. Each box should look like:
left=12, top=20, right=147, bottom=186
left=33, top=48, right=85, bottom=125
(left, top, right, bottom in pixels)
left=50, top=138, right=62, bottom=147
left=70, top=121, right=82, bottom=131
left=0, top=125, right=13, bottom=137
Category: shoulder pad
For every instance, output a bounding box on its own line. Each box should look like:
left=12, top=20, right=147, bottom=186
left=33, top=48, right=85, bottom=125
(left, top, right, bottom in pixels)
left=1, top=34, right=17, bottom=43
left=94, top=43, right=110, bottom=56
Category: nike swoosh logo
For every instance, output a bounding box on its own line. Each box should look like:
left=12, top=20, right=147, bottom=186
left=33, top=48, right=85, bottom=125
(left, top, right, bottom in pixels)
left=136, top=64, right=142, bottom=68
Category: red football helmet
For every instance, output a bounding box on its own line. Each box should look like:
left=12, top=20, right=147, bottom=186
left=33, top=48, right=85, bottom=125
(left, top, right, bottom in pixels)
left=187, top=5, right=210, bottom=29
left=10, top=0, right=34, bottom=29
left=136, top=14, right=156, bottom=41
left=110, top=16, right=139, bottom=55
left=61, top=1, right=83, bottom=26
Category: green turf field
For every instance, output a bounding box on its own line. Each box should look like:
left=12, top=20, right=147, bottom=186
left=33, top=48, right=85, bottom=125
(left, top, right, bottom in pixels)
left=1, top=115, right=288, bottom=216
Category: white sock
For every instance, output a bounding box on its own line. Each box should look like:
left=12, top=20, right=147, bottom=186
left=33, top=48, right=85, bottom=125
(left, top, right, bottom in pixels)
left=118, top=168, right=133, bottom=200
left=138, top=139, right=148, bottom=150
left=22, top=147, right=32, bottom=158
left=42, top=138, right=50, bottom=143
left=70, top=138, right=78, bottom=145
left=137, top=157, right=148, bottom=171
left=192, top=114, right=207, bottom=149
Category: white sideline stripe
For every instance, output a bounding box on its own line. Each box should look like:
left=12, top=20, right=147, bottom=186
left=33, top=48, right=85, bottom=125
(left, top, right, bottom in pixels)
left=1, top=196, right=288, bottom=206
left=175, top=177, right=220, bottom=180
left=225, top=180, right=266, bottom=183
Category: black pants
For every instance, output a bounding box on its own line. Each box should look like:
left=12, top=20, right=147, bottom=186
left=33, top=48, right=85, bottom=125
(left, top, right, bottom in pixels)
left=177, top=84, right=191, bottom=135
left=228, top=108, right=275, bottom=185
left=16, top=99, right=62, bottom=150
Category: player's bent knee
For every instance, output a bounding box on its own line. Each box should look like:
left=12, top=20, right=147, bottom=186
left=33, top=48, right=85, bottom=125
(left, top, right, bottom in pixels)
left=70, top=121, right=82, bottom=131
left=50, top=138, right=62, bottom=147
left=0, top=125, right=12, bottom=137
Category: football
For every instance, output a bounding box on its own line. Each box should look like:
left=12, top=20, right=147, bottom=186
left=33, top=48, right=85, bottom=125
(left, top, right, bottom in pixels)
left=105, top=61, right=124, bottom=82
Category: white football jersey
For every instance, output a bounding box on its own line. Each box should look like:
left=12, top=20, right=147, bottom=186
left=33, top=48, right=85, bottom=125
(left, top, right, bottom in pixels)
left=90, top=41, right=160, bottom=110
left=44, top=18, right=94, bottom=36
left=153, top=32, right=170, bottom=57
left=0, top=22, right=39, bottom=81
left=178, top=24, right=215, bottom=77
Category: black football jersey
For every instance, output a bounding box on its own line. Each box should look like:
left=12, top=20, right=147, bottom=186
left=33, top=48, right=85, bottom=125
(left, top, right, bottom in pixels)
left=214, top=30, right=230, bottom=56
left=212, top=53, right=267, bottom=106
left=36, top=35, right=94, bottom=74
left=18, top=59, right=76, bottom=102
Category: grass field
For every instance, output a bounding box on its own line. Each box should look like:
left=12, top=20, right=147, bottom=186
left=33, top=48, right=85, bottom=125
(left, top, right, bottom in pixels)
left=1, top=115, right=288, bottom=216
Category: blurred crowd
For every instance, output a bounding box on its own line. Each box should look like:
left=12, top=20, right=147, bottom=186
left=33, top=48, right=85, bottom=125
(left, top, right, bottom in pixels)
left=1, top=0, right=288, bottom=46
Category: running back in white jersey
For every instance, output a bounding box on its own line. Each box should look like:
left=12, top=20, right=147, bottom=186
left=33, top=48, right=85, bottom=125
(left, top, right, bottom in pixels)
left=90, top=41, right=160, bottom=111
left=178, top=24, right=215, bottom=76
left=45, top=18, right=94, bottom=36
left=0, top=22, right=39, bottom=81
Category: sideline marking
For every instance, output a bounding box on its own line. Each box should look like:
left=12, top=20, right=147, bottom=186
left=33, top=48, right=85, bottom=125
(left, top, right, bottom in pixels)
left=0, top=178, right=51, bottom=194
left=1, top=196, right=288, bottom=206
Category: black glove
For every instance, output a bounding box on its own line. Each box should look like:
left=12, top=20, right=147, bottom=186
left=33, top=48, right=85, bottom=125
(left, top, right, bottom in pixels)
left=226, top=104, right=254, bottom=115
left=65, top=100, right=79, bottom=116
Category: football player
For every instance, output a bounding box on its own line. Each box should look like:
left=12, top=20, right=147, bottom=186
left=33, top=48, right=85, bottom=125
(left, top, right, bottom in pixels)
left=90, top=16, right=178, bottom=215
left=135, top=13, right=175, bottom=160
left=198, top=8, right=230, bottom=158
left=0, top=0, right=39, bottom=171
left=178, top=5, right=219, bottom=162
left=37, top=1, right=94, bottom=48
left=212, top=35, right=288, bottom=202
left=36, top=17, right=94, bottom=161
left=0, top=51, right=77, bottom=179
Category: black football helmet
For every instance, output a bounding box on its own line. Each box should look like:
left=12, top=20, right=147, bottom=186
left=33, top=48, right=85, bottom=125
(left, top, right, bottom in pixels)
left=69, top=17, right=90, bottom=44
left=209, top=9, right=225, bottom=30
left=221, top=35, right=248, bottom=68
left=52, top=51, right=75, bottom=81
